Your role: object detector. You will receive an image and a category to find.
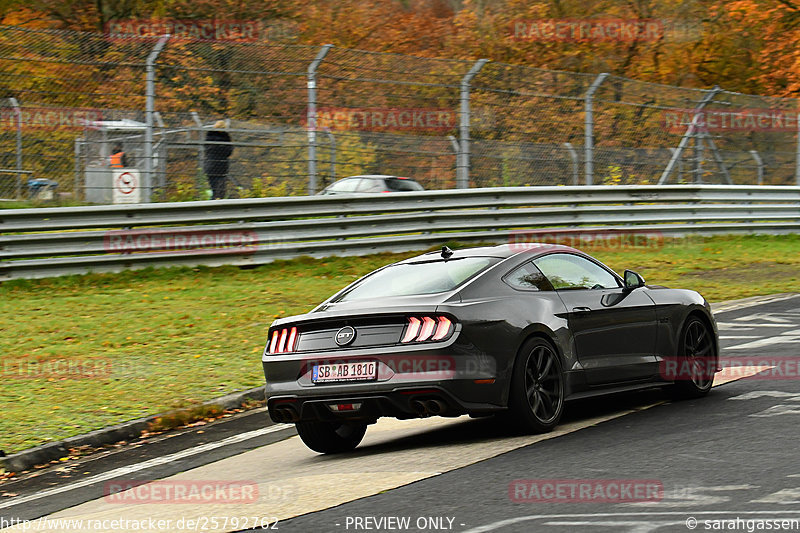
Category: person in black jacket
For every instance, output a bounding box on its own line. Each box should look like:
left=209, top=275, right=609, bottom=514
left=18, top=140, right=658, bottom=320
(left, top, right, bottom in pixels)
left=204, top=120, right=234, bottom=199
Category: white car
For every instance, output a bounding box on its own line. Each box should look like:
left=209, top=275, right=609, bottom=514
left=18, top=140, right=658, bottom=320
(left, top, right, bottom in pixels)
left=318, top=175, right=425, bottom=195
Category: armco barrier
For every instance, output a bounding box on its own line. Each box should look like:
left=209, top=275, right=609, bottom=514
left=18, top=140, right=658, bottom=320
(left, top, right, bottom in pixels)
left=1, top=185, right=799, bottom=280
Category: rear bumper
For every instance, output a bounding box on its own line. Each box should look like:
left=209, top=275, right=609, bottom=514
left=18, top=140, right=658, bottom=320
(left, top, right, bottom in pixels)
left=263, top=345, right=504, bottom=423
left=267, top=385, right=505, bottom=424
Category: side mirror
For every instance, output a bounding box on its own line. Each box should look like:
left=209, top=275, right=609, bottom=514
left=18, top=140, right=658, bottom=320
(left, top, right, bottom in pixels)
left=623, top=270, right=646, bottom=292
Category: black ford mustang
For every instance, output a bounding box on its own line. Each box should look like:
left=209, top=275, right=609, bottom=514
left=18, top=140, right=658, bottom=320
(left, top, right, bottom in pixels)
left=262, top=244, right=719, bottom=453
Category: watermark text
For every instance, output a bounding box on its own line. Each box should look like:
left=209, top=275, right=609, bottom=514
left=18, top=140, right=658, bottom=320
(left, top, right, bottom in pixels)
left=510, top=479, right=663, bottom=503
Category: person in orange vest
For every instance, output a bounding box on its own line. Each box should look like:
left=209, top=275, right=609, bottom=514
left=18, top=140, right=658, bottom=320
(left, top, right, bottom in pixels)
left=110, top=144, right=128, bottom=168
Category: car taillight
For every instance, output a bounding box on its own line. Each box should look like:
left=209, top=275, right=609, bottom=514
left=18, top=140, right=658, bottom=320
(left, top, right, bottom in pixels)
left=431, top=316, right=452, bottom=341
left=268, top=326, right=298, bottom=354
left=401, top=317, right=421, bottom=343
left=417, top=317, right=436, bottom=341
left=401, top=315, right=454, bottom=343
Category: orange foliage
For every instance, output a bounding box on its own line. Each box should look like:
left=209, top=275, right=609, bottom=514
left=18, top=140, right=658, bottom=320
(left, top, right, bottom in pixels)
left=2, top=0, right=800, bottom=96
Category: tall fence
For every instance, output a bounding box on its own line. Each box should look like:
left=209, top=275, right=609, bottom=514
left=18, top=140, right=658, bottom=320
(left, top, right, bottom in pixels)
left=1, top=24, right=799, bottom=203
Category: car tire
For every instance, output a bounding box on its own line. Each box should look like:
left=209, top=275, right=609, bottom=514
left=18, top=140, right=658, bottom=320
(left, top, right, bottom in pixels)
left=670, top=316, right=715, bottom=400
left=507, top=337, right=565, bottom=433
left=295, top=420, right=368, bottom=454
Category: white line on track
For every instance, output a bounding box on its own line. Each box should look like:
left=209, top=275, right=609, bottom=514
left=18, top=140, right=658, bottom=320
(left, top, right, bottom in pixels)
left=725, top=331, right=800, bottom=350
left=463, top=510, right=800, bottom=533
left=711, top=293, right=799, bottom=313
left=0, top=424, right=292, bottom=511
left=717, top=322, right=799, bottom=328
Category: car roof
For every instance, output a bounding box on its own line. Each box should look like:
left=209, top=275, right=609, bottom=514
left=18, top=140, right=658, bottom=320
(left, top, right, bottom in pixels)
left=397, top=243, right=581, bottom=263
left=339, top=175, right=416, bottom=180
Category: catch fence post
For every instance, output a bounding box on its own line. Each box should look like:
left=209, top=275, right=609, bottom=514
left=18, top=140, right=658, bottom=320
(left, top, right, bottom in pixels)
left=584, top=73, right=609, bottom=186
left=457, top=59, right=489, bottom=189
left=8, top=97, right=22, bottom=199
left=145, top=34, right=170, bottom=203
left=307, top=44, right=333, bottom=195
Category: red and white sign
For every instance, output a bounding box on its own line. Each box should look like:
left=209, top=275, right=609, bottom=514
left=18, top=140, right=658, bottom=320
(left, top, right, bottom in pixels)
left=112, top=169, right=141, bottom=204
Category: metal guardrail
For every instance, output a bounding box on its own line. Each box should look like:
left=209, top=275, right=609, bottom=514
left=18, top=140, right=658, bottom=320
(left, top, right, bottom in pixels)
left=2, top=185, right=800, bottom=280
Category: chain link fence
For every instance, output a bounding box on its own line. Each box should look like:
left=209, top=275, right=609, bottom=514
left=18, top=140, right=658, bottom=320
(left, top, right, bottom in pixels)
left=0, top=24, right=798, bottom=203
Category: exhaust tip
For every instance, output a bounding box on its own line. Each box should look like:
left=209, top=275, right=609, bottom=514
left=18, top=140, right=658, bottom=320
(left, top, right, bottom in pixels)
left=426, top=399, right=447, bottom=415
left=272, top=407, right=299, bottom=423
left=410, top=400, right=428, bottom=416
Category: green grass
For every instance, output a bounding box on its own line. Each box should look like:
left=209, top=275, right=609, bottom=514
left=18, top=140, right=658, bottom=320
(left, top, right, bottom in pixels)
left=0, top=199, right=85, bottom=209
left=1, top=234, right=799, bottom=454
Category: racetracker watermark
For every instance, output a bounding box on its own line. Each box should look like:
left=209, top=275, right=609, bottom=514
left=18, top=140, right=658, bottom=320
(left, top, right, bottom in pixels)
left=662, top=357, right=800, bottom=381
left=103, top=480, right=259, bottom=504
left=0, top=106, right=103, bottom=131
left=509, top=229, right=668, bottom=252
left=383, top=355, right=457, bottom=380
left=1, top=358, right=112, bottom=380
left=105, top=19, right=295, bottom=42
left=310, top=107, right=456, bottom=132
left=663, top=109, right=800, bottom=133
left=104, top=229, right=258, bottom=255
left=510, top=19, right=702, bottom=42
left=509, top=479, right=663, bottom=503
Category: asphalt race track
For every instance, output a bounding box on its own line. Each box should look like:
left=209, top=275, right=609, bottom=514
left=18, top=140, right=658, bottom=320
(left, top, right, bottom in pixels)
left=1, top=294, right=799, bottom=533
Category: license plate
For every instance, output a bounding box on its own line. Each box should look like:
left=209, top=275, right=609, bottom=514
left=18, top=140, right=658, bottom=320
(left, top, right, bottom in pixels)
left=312, top=362, right=377, bottom=383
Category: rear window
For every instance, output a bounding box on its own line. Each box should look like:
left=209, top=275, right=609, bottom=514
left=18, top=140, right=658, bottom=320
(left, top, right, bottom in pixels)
left=333, top=257, right=499, bottom=302
left=384, top=177, right=424, bottom=191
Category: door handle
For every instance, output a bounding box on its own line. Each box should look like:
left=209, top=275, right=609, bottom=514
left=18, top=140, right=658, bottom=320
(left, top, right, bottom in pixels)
left=572, top=306, right=591, bottom=315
